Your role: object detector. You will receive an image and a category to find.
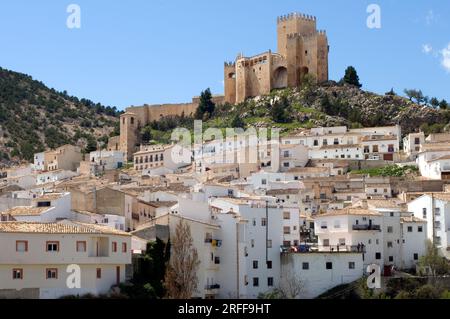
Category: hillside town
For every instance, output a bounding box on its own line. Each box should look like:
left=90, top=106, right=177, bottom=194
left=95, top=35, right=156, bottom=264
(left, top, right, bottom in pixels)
left=0, top=9, right=449, bottom=301
left=1, top=123, right=450, bottom=299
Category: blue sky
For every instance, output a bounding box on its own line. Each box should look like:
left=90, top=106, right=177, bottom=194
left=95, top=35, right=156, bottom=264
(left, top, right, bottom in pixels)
left=0, top=0, right=449, bottom=110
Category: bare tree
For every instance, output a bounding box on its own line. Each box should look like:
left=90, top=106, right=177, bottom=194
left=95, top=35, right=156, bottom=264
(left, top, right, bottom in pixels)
left=259, top=270, right=305, bottom=299
left=164, top=219, right=200, bottom=299
left=278, top=270, right=305, bottom=299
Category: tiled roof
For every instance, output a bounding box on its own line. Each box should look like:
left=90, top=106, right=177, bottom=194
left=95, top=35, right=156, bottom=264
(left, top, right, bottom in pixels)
left=400, top=216, right=426, bottom=224
left=317, top=207, right=382, bottom=217
left=1, top=206, right=51, bottom=216
left=0, top=221, right=130, bottom=236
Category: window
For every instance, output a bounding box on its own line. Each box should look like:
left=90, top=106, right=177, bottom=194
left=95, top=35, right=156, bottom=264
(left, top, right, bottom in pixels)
left=268, top=277, right=274, bottom=287
left=389, top=256, right=394, bottom=262
left=302, top=262, right=309, bottom=270
left=387, top=242, right=393, bottom=248
left=253, top=277, right=259, bottom=287
left=251, top=239, right=255, bottom=248
left=375, top=252, right=381, bottom=260
left=267, top=261, right=272, bottom=269
left=283, top=211, right=290, bottom=220
left=261, top=179, right=267, bottom=185
left=349, top=262, right=355, bottom=269
left=422, top=208, right=427, bottom=219
left=46, top=268, right=58, bottom=279
left=46, top=241, right=59, bottom=252
left=96, top=268, right=102, bottom=279
left=16, top=241, right=28, bottom=252
left=407, top=226, right=413, bottom=233
left=261, top=218, right=267, bottom=227
left=252, top=218, right=256, bottom=226
left=387, top=226, right=393, bottom=233
left=326, top=262, right=333, bottom=270
left=267, top=240, right=272, bottom=248
left=418, top=226, right=423, bottom=232
left=253, top=261, right=258, bottom=269
left=12, top=269, right=23, bottom=280
left=323, top=239, right=330, bottom=247
left=390, top=212, right=394, bottom=217
left=76, top=241, right=86, bottom=252
left=339, top=238, right=346, bottom=246
left=283, top=226, right=291, bottom=235
left=37, top=201, right=51, bottom=207
left=413, top=253, right=419, bottom=261
left=122, top=243, right=127, bottom=253
left=112, top=242, right=118, bottom=252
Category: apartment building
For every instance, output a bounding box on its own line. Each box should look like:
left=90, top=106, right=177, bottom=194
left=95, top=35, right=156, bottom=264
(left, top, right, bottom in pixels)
left=313, top=205, right=427, bottom=270
left=408, top=193, right=450, bottom=259
left=0, top=221, right=131, bottom=299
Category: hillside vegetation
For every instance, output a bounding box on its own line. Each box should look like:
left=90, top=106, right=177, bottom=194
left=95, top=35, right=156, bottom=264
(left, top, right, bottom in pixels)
left=0, top=67, right=120, bottom=163
left=140, top=79, right=450, bottom=145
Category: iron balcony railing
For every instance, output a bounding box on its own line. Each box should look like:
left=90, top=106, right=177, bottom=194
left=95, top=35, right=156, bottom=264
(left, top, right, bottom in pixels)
left=352, top=224, right=381, bottom=231
left=280, top=244, right=366, bottom=254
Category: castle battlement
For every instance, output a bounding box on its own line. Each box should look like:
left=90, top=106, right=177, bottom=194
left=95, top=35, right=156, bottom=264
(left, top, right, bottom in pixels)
left=224, top=12, right=328, bottom=108
left=224, top=61, right=236, bottom=67
left=277, top=12, right=317, bottom=23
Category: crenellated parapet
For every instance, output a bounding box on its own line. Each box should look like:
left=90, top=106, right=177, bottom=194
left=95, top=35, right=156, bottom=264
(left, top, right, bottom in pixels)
left=277, top=12, right=317, bottom=23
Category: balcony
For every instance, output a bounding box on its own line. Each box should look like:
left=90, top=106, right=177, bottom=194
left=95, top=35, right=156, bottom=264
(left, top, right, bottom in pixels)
left=205, top=284, right=221, bottom=292
left=352, top=224, right=381, bottom=231
left=280, top=244, right=366, bottom=254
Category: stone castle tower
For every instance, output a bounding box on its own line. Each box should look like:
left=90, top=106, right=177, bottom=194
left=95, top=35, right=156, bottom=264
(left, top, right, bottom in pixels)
left=224, top=12, right=329, bottom=104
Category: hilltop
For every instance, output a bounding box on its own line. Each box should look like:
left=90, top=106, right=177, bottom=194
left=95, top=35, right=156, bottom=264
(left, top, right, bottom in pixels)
left=0, top=67, right=120, bottom=164
left=140, top=81, right=450, bottom=144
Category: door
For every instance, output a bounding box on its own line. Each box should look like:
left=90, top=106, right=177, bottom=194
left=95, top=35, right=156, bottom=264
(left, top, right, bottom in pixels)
left=116, top=266, right=121, bottom=286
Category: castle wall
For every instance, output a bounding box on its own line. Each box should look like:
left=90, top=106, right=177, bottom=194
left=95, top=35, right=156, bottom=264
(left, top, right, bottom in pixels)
left=226, top=12, right=328, bottom=104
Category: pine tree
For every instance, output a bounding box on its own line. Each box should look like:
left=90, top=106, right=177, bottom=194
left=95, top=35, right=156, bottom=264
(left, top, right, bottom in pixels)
left=342, top=66, right=362, bottom=88
left=195, top=88, right=215, bottom=120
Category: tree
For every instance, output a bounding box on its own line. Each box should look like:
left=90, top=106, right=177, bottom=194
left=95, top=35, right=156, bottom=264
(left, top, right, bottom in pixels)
left=230, top=113, right=245, bottom=129
left=404, top=89, right=426, bottom=105
left=258, top=270, right=305, bottom=299
left=121, top=238, right=171, bottom=299
left=418, top=240, right=449, bottom=277
left=430, top=97, right=440, bottom=108
left=440, top=99, right=448, bottom=110
left=342, top=66, right=362, bottom=88
left=164, top=220, right=200, bottom=299
left=195, top=88, right=215, bottom=120
left=270, top=96, right=290, bottom=123
left=385, top=88, right=396, bottom=96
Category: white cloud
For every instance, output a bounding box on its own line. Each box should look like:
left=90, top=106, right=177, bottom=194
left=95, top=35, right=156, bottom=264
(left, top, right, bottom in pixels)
left=422, top=44, right=433, bottom=54
left=440, top=44, right=450, bottom=72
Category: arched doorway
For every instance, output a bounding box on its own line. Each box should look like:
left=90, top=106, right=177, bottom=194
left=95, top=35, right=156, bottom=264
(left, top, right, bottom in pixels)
left=273, top=67, right=288, bottom=89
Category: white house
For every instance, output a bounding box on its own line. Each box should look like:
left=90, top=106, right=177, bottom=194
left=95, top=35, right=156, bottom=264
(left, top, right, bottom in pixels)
left=417, top=149, right=450, bottom=180
left=408, top=193, right=450, bottom=259
left=0, top=221, right=131, bottom=299
left=1, top=192, right=72, bottom=223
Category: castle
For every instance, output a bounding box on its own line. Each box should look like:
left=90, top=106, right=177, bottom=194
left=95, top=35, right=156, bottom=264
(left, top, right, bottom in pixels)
left=225, top=12, right=329, bottom=104
left=117, top=12, right=329, bottom=160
